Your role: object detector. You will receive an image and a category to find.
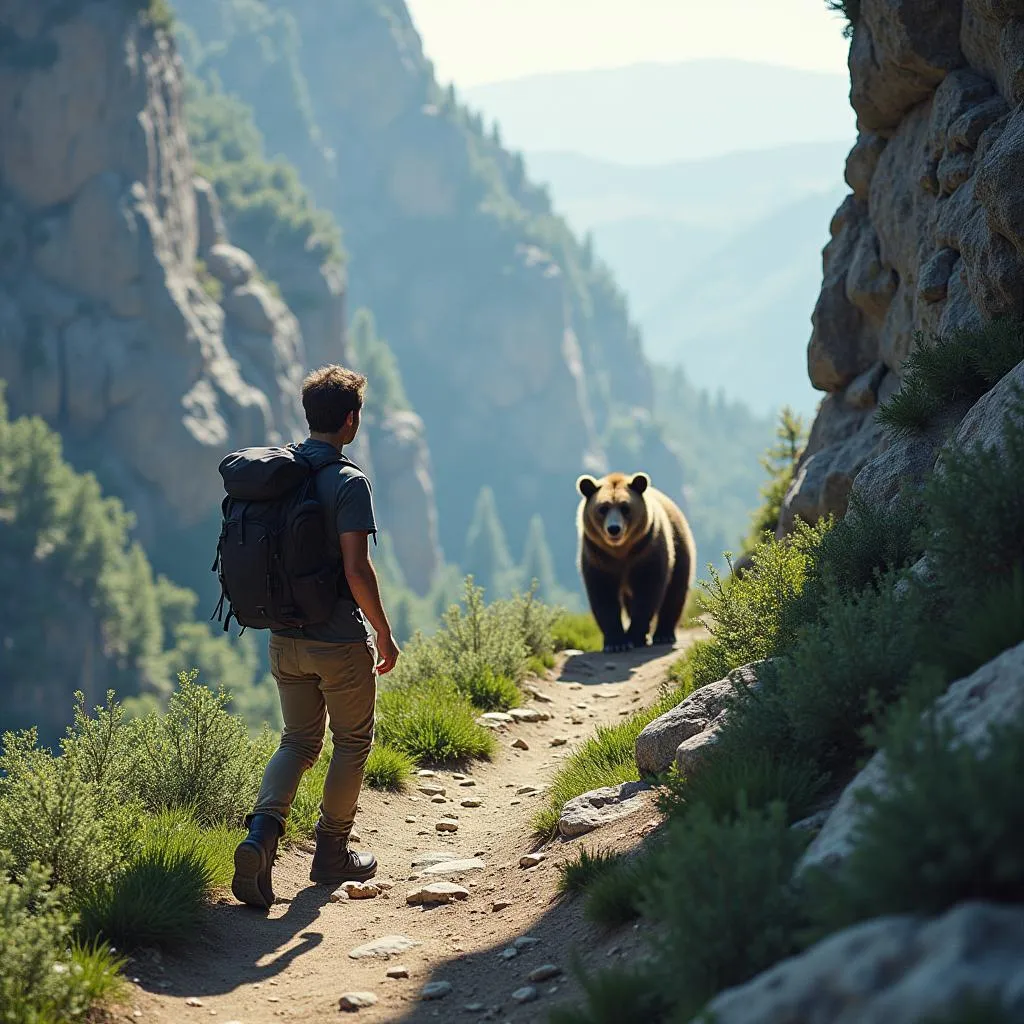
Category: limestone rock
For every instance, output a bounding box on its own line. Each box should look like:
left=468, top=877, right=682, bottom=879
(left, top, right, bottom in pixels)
left=801, top=641, right=1024, bottom=875
left=697, top=902, right=1024, bottom=1024
left=635, top=663, right=763, bottom=776
left=348, top=935, right=422, bottom=960
left=420, top=981, right=452, bottom=1000
left=945, top=357, right=1024, bottom=459
left=205, top=243, right=256, bottom=288
left=851, top=0, right=965, bottom=132
left=339, top=991, right=378, bottom=1011
left=558, top=780, right=653, bottom=838
left=406, top=882, right=470, bottom=905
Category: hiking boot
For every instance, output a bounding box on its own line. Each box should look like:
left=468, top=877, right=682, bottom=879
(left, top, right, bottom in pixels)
left=232, top=813, right=281, bottom=910
left=309, top=826, right=377, bottom=885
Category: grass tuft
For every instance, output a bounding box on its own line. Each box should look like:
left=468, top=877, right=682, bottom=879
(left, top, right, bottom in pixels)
left=364, top=744, right=417, bottom=790
left=585, top=855, right=647, bottom=928
left=556, top=847, right=623, bottom=897
left=551, top=611, right=603, bottom=653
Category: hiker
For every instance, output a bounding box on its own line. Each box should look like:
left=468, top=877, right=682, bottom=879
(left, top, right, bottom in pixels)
left=214, top=365, right=400, bottom=910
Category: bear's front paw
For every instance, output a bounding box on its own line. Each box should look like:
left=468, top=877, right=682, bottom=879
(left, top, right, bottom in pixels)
left=603, top=641, right=633, bottom=654
left=651, top=633, right=677, bottom=646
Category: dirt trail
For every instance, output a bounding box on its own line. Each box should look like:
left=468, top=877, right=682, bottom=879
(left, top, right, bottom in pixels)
left=124, top=634, right=697, bottom=1023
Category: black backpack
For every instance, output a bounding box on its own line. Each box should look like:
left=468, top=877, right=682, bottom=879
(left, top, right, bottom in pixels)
left=210, top=444, right=355, bottom=633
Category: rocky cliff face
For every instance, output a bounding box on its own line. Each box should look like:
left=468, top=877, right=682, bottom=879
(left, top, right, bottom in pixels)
left=175, top=0, right=686, bottom=583
left=781, top=0, right=1024, bottom=532
left=0, top=0, right=442, bottom=596
left=0, top=1, right=303, bottom=550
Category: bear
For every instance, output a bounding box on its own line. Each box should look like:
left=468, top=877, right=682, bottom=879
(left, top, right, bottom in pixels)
left=576, top=471, right=697, bottom=653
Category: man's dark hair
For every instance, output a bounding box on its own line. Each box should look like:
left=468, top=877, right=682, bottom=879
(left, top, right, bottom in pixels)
left=301, top=365, right=368, bottom=433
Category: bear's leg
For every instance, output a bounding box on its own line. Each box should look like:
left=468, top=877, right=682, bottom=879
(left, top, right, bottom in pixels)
left=624, top=561, right=668, bottom=649
left=582, top=563, right=629, bottom=652
left=652, top=557, right=690, bottom=646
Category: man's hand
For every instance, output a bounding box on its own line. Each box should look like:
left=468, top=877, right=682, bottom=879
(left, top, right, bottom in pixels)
left=375, top=629, right=400, bottom=675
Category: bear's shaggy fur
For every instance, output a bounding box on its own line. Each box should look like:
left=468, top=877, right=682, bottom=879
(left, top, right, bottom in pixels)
left=576, top=471, right=696, bottom=653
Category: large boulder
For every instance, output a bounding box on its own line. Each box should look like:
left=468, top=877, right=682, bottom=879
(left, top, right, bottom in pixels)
left=557, top=781, right=653, bottom=839
left=635, top=663, right=763, bottom=776
left=800, top=640, right=1024, bottom=875
left=695, top=901, right=1024, bottom=1024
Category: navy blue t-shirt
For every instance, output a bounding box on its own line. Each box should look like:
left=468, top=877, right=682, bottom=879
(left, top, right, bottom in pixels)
left=271, top=439, right=377, bottom=643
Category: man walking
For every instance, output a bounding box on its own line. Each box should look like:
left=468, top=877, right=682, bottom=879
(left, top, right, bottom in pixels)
left=231, top=365, right=400, bottom=910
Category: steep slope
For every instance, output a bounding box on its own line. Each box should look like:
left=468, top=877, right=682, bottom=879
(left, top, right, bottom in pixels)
left=462, top=60, right=856, bottom=165
left=173, top=0, right=687, bottom=585
left=779, top=0, right=1024, bottom=532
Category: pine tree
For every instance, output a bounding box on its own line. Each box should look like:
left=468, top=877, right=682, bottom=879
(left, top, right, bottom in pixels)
left=744, top=407, right=808, bottom=550
left=463, top=486, right=517, bottom=599
left=521, top=514, right=557, bottom=602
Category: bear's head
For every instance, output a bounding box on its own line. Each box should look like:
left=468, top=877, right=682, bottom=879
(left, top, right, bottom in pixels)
left=577, top=472, right=651, bottom=550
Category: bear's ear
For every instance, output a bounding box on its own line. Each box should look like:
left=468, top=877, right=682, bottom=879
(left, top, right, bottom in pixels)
left=629, top=472, right=650, bottom=494
left=577, top=475, right=599, bottom=499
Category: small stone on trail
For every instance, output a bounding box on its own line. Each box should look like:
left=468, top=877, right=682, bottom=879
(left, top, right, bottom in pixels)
left=571, top=716, right=584, bottom=725
left=509, top=707, right=544, bottom=723
left=431, top=796, right=447, bottom=804
left=422, top=858, right=486, bottom=876
left=420, top=981, right=452, bottom=1000
left=435, top=820, right=459, bottom=832
left=405, top=816, right=417, bottom=823
left=492, top=900, right=512, bottom=912
left=510, top=799, right=521, bottom=805
left=550, top=736, right=568, bottom=746
left=528, top=965, right=562, bottom=982
left=339, top=992, right=378, bottom=1011
left=417, top=769, right=437, bottom=777
left=407, top=882, right=470, bottom=905
left=386, top=965, right=410, bottom=979
left=512, top=985, right=539, bottom=1004
left=568, top=682, right=583, bottom=689
left=339, top=880, right=380, bottom=899
left=452, top=773, right=467, bottom=780
left=419, top=785, right=446, bottom=797
left=458, top=779, right=476, bottom=787
left=511, top=738, right=529, bottom=750
left=482, top=712, right=514, bottom=723
left=185, top=998, right=204, bottom=1007
left=461, top=798, right=482, bottom=808
left=517, top=786, right=541, bottom=795
left=520, top=853, right=544, bottom=869
left=500, top=947, right=519, bottom=960
left=525, top=685, right=554, bottom=703
left=514, top=936, right=540, bottom=949
left=464, top=1003, right=485, bottom=1013
left=348, top=935, right=421, bottom=960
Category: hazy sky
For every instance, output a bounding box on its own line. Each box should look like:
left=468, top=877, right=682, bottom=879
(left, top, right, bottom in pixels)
left=405, top=0, right=851, bottom=87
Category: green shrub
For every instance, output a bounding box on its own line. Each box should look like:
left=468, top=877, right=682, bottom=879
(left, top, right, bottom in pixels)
left=641, top=803, right=808, bottom=1020
left=877, top=320, right=1024, bottom=438
left=0, top=730, right=136, bottom=893
left=556, top=847, right=623, bottom=897
left=376, top=681, right=495, bottom=764
left=0, top=858, right=124, bottom=1022
left=551, top=611, right=603, bottom=653
left=585, top=855, right=647, bottom=928
left=364, top=744, right=416, bottom=791
left=457, top=666, right=521, bottom=711
left=921, top=389, right=1024, bottom=600
left=130, top=673, right=265, bottom=825
left=811, top=710, right=1024, bottom=933
left=77, top=812, right=225, bottom=950
left=920, top=996, right=1023, bottom=1024
left=664, top=747, right=828, bottom=825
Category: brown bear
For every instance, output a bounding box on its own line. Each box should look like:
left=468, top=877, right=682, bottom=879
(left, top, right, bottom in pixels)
left=576, top=471, right=696, bottom=653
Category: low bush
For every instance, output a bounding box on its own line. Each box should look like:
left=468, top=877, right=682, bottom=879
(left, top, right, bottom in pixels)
left=0, top=858, right=124, bottom=1022
left=877, top=320, right=1024, bottom=437
left=363, top=744, right=417, bottom=791
left=585, top=855, right=648, bottom=928
left=642, top=802, right=808, bottom=1020
left=457, top=666, right=521, bottom=712
left=810, top=710, right=1024, bottom=933
left=549, top=963, right=668, bottom=1024
left=376, top=681, right=495, bottom=764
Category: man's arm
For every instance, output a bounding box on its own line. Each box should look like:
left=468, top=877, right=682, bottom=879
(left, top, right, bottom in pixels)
left=340, top=531, right=399, bottom=673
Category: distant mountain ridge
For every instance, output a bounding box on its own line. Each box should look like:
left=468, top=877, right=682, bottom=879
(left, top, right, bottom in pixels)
left=464, top=59, right=856, bottom=165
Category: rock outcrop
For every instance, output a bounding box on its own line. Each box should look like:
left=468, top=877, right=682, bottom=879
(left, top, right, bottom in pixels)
left=0, top=2, right=300, bottom=550
left=695, top=901, right=1024, bottom=1024
left=800, top=639, right=1024, bottom=876
left=781, top=0, right=1024, bottom=533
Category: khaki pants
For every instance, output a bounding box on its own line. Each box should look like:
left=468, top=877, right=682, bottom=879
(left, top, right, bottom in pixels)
left=251, top=635, right=377, bottom=838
